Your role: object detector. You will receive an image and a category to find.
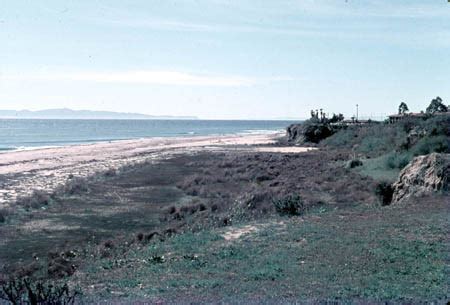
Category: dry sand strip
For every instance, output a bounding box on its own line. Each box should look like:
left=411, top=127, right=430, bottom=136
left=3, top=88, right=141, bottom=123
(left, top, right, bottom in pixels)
left=0, top=133, right=282, bottom=175
left=0, top=132, right=314, bottom=207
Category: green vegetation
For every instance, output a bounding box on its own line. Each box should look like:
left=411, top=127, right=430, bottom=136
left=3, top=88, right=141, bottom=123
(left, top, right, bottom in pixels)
left=426, top=96, right=448, bottom=114
left=346, top=158, right=363, bottom=169
left=287, top=108, right=347, bottom=144
left=0, top=278, right=80, bottom=304
left=411, top=135, right=448, bottom=156
left=272, top=194, right=304, bottom=215
left=312, top=96, right=449, bottom=157
left=16, top=190, right=52, bottom=211
left=398, top=102, right=409, bottom=115
left=72, top=197, right=448, bottom=302
left=295, top=119, right=336, bottom=143
left=374, top=181, right=394, bottom=206
left=385, top=151, right=411, bottom=169
left=0, top=209, right=8, bottom=224
left=322, top=121, right=403, bottom=157
left=357, top=155, right=401, bottom=183
left=323, top=115, right=449, bottom=181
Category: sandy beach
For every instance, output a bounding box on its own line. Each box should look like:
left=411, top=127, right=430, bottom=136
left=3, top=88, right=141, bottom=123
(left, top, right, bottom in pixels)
left=0, top=132, right=315, bottom=207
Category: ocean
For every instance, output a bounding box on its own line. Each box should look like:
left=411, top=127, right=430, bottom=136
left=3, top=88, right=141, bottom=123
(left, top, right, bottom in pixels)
left=0, top=119, right=297, bottom=151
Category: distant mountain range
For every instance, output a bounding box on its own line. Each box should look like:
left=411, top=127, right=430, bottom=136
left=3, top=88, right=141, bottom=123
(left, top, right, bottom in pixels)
left=0, top=108, right=198, bottom=120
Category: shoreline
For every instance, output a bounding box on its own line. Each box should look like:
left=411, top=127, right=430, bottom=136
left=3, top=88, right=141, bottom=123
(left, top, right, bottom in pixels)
left=0, top=131, right=318, bottom=207
left=0, top=131, right=282, bottom=163
left=0, top=129, right=286, bottom=153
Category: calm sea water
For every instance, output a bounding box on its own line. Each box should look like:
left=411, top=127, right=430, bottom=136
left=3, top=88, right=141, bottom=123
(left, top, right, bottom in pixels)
left=0, top=119, right=296, bottom=151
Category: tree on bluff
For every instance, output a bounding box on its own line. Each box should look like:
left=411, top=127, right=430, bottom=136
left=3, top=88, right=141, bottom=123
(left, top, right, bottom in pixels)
left=398, top=102, right=409, bottom=115
left=426, top=97, right=448, bottom=114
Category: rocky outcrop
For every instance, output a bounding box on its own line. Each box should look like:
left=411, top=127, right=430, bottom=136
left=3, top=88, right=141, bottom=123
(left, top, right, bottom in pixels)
left=391, top=153, right=449, bottom=203
left=287, top=122, right=335, bottom=144
left=286, top=124, right=306, bottom=143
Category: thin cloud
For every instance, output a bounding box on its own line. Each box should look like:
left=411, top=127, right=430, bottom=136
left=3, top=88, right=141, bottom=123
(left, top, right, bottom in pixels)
left=285, top=0, right=449, bottom=19
left=92, top=15, right=324, bottom=37
left=90, top=1, right=449, bottom=33
left=83, top=2, right=449, bottom=48
left=2, top=70, right=294, bottom=87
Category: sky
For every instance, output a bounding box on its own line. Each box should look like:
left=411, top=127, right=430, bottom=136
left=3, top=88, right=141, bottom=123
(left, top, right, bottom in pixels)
left=0, top=0, right=449, bottom=120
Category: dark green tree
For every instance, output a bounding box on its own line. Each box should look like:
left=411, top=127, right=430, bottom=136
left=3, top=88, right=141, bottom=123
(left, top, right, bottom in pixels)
left=329, top=113, right=344, bottom=123
left=398, top=102, right=409, bottom=115
left=426, top=96, right=448, bottom=114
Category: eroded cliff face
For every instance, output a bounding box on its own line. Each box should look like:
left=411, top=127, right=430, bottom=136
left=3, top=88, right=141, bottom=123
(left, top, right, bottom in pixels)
left=392, top=153, right=449, bottom=203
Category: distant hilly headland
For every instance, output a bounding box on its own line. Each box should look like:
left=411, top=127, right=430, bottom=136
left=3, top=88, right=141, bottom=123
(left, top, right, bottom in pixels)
left=0, top=108, right=198, bottom=120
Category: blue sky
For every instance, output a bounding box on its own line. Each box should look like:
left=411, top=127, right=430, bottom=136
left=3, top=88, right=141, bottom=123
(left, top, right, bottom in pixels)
left=0, top=0, right=449, bottom=119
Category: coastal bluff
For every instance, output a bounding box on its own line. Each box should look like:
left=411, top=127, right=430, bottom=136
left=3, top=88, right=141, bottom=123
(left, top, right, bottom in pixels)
left=392, top=153, right=449, bottom=203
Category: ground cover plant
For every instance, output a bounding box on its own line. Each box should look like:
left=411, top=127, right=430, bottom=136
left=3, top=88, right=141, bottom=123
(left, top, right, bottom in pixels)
left=70, top=195, right=449, bottom=303
left=0, top=148, right=378, bottom=293
left=0, top=148, right=375, bottom=276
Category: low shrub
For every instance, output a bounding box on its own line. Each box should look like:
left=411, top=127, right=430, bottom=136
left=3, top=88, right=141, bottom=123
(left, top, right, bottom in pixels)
left=47, top=256, right=76, bottom=278
left=0, top=209, right=10, bottom=224
left=0, top=277, right=80, bottom=304
left=148, top=255, right=165, bottom=264
left=398, top=117, right=425, bottom=133
left=166, top=206, right=177, bottom=214
left=358, top=137, right=386, bottom=155
left=242, top=192, right=271, bottom=210
left=103, top=168, right=118, bottom=177
left=66, top=177, right=89, bottom=195
left=16, top=190, right=51, bottom=210
left=321, top=126, right=355, bottom=147
left=103, top=240, right=115, bottom=249
left=323, top=115, right=449, bottom=159
left=210, top=204, right=219, bottom=212
left=56, top=177, right=89, bottom=196
left=255, top=174, right=273, bottom=183
left=323, top=123, right=407, bottom=158
left=385, top=152, right=411, bottom=169
left=272, top=194, right=304, bottom=216
left=411, top=135, right=449, bottom=156
left=347, top=159, right=363, bottom=169
left=179, top=203, right=207, bottom=215
left=375, top=181, right=394, bottom=206
left=423, top=115, right=450, bottom=137
left=145, top=231, right=161, bottom=242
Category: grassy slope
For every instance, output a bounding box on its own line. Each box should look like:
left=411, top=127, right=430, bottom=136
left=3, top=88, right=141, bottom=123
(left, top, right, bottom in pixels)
left=72, top=195, right=448, bottom=303
left=356, top=155, right=401, bottom=183
left=319, top=116, right=449, bottom=187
